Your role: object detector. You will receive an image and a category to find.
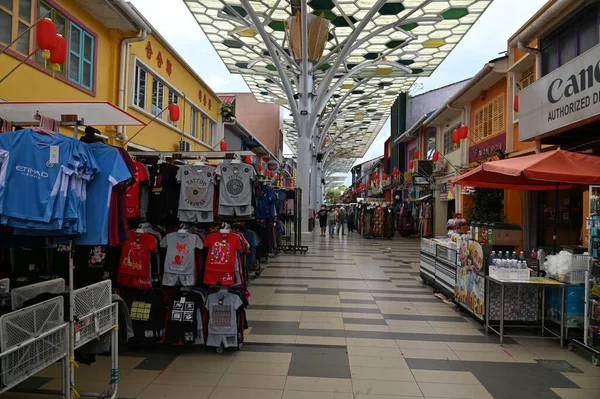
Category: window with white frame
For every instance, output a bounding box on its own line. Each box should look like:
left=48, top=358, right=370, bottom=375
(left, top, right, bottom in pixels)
left=151, top=78, right=164, bottom=117
left=134, top=64, right=147, bottom=109
left=190, top=108, right=198, bottom=137
left=201, top=115, right=207, bottom=142
left=210, top=121, right=217, bottom=146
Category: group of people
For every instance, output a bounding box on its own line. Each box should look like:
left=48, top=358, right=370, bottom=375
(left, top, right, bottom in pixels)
left=316, top=205, right=356, bottom=238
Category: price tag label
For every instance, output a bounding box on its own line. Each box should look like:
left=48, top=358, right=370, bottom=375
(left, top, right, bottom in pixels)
left=49, top=145, right=59, bottom=164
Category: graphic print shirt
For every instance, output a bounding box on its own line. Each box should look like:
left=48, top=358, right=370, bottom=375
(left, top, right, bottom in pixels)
left=118, top=231, right=157, bottom=288
left=164, top=289, right=205, bottom=345
left=206, top=291, right=243, bottom=348
left=203, top=232, right=243, bottom=286
left=175, top=164, right=215, bottom=212
left=214, top=161, right=256, bottom=207
left=160, top=232, right=203, bottom=275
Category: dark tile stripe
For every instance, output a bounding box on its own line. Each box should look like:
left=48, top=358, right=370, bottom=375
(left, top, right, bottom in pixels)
left=252, top=283, right=310, bottom=288
left=340, top=299, right=376, bottom=304
left=275, top=289, right=308, bottom=294
left=374, top=296, right=440, bottom=303
left=259, top=276, right=390, bottom=282
left=251, top=304, right=381, bottom=314
left=384, top=314, right=466, bottom=322
left=343, top=318, right=387, bottom=325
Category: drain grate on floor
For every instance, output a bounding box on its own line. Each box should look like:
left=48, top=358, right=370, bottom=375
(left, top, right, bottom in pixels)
left=536, top=359, right=583, bottom=373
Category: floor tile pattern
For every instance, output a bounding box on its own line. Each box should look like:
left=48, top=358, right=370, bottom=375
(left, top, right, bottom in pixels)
left=6, top=233, right=600, bottom=398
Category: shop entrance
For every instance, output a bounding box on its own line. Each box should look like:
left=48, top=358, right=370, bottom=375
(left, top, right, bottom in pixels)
left=536, top=188, right=584, bottom=248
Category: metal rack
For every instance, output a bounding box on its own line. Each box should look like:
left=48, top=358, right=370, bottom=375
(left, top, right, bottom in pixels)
left=568, top=185, right=600, bottom=366
left=280, top=188, right=308, bottom=254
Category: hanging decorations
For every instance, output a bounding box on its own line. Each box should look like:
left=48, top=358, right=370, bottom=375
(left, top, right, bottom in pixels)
left=382, top=173, right=388, bottom=181
left=393, top=167, right=399, bottom=177
left=459, top=125, right=468, bottom=140
left=432, top=151, right=440, bottom=162
left=452, top=128, right=460, bottom=145
left=219, top=141, right=227, bottom=151
left=409, top=160, right=414, bottom=170
left=168, top=103, right=180, bottom=122
left=36, top=18, right=57, bottom=60
left=49, top=34, right=66, bottom=72
left=244, top=155, right=252, bottom=164
left=513, top=93, right=519, bottom=113
left=413, top=149, right=419, bottom=160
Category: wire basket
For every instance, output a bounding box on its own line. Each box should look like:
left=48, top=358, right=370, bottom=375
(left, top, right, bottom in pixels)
left=72, top=281, right=117, bottom=349
left=572, top=255, right=590, bottom=271
left=0, top=297, right=68, bottom=388
left=11, top=279, right=65, bottom=310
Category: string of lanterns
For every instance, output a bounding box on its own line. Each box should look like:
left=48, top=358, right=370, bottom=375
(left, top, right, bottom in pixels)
left=36, top=18, right=67, bottom=72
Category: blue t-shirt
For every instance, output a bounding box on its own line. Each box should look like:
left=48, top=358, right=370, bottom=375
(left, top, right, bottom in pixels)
left=0, top=129, right=77, bottom=223
left=76, top=143, right=131, bottom=245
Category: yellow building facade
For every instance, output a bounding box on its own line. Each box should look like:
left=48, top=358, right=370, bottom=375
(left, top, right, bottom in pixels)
left=0, top=0, right=220, bottom=151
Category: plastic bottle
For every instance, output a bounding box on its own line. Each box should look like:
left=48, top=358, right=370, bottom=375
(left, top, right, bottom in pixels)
left=498, top=251, right=504, bottom=260
left=489, top=251, right=496, bottom=267
left=519, top=251, right=525, bottom=261
left=512, top=251, right=517, bottom=260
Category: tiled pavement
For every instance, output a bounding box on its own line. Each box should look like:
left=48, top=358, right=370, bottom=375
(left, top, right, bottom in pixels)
left=6, top=234, right=600, bottom=398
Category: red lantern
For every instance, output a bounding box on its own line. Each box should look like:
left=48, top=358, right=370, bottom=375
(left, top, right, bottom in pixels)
left=244, top=155, right=252, bottom=164
left=219, top=141, right=227, bottom=151
left=459, top=125, right=468, bottom=140
left=452, top=128, right=460, bottom=145
left=258, top=164, right=263, bottom=174
left=168, top=103, right=180, bottom=122
left=514, top=93, right=519, bottom=113
left=37, top=18, right=57, bottom=60
left=413, top=149, right=419, bottom=160
left=393, top=167, right=399, bottom=177
left=48, top=34, right=66, bottom=72
left=382, top=173, right=388, bottom=180
left=432, top=151, right=440, bottom=162
left=409, top=160, right=414, bottom=169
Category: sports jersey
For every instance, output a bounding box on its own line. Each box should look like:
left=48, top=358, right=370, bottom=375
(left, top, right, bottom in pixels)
left=164, top=289, right=205, bottom=345
left=77, top=143, right=131, bottom=245
left=214, top=161, right=256, bottom=208
left=203, top=232, right=243, bottom=286
left=126, top=162, right=149, bottom=218
left=160, top=232, right=203, bottom=286
left=123, top=288, right=166, bottom=343
left=117, top=231, right=157, bottom=288
left=206, top=291, right=243, bottom=348
left=176, top=165, right=216, bottom=220
left=0, top=129, right=78, bottom=223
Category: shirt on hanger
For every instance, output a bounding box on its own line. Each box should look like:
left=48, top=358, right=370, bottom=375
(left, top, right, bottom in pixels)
left=203, top=232, right=243, bottom=286
left=77, top=143, right=131, bottom=245
left=160, top=232, right=203, bottom=275
left=126, top=161, right=149, bottom=218
left=176, top=164, right=216, bottom=215
left=165, top=289, right=205, bottom=345
left=117, top=231, right=157, bottom=288
left=206, top=291, right=243, bottom=348
left=214, top=161, right=256, bottom=208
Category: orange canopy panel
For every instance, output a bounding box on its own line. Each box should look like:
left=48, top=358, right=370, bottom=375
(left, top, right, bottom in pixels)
left=451, top=150, right=600, bottom=190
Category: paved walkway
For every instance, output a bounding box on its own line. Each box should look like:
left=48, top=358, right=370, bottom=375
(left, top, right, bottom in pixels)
left=7, top=233, right=600, bottom=398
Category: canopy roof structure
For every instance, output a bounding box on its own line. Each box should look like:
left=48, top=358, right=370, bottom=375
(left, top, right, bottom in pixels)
left=184, top=0, right=493, bottom=167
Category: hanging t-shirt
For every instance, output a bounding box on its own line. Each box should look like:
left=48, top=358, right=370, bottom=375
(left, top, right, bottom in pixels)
left=256, top=186, right=278, bottom=219
left=214, top=161, right=256, bottom=207
left=160, top=232, right=203, bottom=275
left=203, top=232, right=243, bottom=286
left=164, top=289, right=205, bottom=345
left=126, top=161, right=149, bottom=218
left=206, top=291, right=243, bottom=348
left=117, top=231, right=157, bottom=288
left=148, top=163, right=180, bottom=223
left=175, top=164, right=216, bottom=220
left=123, top=288, right=166, bottom=343
left=77, top=143, right=131, bottom=245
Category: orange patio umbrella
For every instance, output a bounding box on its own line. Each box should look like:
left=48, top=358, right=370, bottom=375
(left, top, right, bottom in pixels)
left=452, top=150, right=600, bottom=190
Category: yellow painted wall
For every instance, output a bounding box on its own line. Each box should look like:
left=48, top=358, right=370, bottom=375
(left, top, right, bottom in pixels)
left=125, top=35, right=221, bottom=152
left=0, top=0, right=123, bottom=136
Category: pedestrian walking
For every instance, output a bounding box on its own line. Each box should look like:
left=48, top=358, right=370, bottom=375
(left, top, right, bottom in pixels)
left=337, top=206, right=346, bottom=235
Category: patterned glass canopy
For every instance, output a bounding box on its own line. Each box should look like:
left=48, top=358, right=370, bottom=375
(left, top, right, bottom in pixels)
left=183, top=0, right=493, bottom=174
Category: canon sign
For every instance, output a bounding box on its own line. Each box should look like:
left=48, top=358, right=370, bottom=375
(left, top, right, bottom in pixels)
left=519, top=44, right=600, bottom=142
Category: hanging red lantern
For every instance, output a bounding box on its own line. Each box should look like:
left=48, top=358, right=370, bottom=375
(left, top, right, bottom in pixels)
left=409, top=160, right=414, bottom=169
left=514, top=93, right=519, bottom=113
left=219, top=141, right=227, bottom=151
left=413, top=149, right=419, bottom=160
left=432, top=151, right=440, bottom=162
left=244, top=155, right=252, bottom=164
left=258, top=164, right=263, bottom=174
left=48, top=34, right=66, bottom=72
left=382, top=173, right=388, bottom=180
left=459, top=125, right=468, bottom=140
left=168, top=103, right=180, bottom=122
left=452, top=128, right=460, bottom=145
left=37, top=18, right=57, bottom=60
left=393, top=167, right=399, bottom=177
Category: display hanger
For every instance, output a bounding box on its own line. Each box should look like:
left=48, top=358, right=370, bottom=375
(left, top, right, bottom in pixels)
left=80, top=126, right=103, bottom=144
left=157, top=154, right=166, bottom=165
left=194, top=156, right=207, bottom=166
left=136, top=222, right=152, bottom=233
left=231, top=154, right=241, bottom=164
left=220, top=222, right=232, bottom=233
left=178, top=224, right=188, bottom=233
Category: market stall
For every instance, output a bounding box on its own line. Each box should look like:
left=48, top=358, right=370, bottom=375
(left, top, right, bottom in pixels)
left=449, top=150, right=600, bottom=364
left=420, top=237, right=459, bottom=299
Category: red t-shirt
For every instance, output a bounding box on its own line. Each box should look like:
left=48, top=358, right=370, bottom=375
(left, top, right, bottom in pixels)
left=117, top=231, right=157, bottom=288
left=203, top=232, right=242, bottom=286
left=126, top=162, right=149, bottom=218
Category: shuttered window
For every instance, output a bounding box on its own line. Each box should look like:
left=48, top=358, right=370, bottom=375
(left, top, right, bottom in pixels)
left=473, top=94, right=505, bottom=140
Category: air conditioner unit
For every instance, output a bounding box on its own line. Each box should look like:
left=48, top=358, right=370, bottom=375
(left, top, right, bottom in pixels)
left=435, top=158, right=449, bottom=172
left=179, top=140, right=191, bottom=152
left=413, top=160, right=433, bottom=176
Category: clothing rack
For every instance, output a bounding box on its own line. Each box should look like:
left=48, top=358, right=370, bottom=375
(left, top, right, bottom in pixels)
left=280, top=188, right=308, bottom=254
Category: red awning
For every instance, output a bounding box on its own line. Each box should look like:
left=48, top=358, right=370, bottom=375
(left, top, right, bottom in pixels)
left=451, top=150, right=600, bottom=190
left=218, top=95, right=236, bottom=104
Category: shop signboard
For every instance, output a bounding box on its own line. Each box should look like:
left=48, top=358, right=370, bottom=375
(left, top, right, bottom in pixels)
left=455, top=239, right=485, bottom=320
left=520, top=43, right=600, bottom=141
left=468, top=133, right=506, bottom=163
left=440, top=182, right=454, bottom=201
